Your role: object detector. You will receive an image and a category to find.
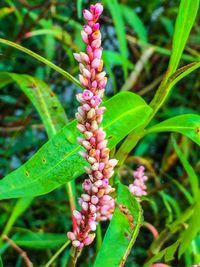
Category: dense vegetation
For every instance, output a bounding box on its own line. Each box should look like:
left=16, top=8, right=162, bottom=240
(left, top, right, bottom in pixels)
left=0, top=0, right=199, bottom=266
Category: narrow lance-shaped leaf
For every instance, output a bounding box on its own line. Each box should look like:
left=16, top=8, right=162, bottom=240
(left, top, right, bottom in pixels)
left=0, top=92, right=152, bottom=199
left=172, top=138, right=199, bottom=201
left=0, top=72, right=68, bottom=137
left=178, top=191, right=200, bottom=257
left=168, top=0, right=199, bottom=76
left=94, top=183, right=143, bottom=267
left=146, top=114, right=200, bottom=146
left=0, top=38, right=81, bottom=88
left=105, top=0, right=129, bottom=79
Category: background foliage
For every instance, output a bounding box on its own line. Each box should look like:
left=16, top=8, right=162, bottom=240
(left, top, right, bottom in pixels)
left=0, top=0, right=199, bottom=266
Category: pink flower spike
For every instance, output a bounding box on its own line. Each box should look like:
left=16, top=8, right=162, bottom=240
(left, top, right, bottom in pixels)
left=68, top=2, right=117, bottom=249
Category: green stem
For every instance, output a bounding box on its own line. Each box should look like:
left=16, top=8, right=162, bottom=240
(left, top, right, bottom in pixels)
left=66, top=182, right=77, bottom=231
left=44, top=240, right=70, bottom=267
left=66, top=247, right=81, bottom=267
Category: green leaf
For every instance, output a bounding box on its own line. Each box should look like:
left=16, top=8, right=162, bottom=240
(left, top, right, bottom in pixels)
left=144, top=240, right=180, bottom=267
left=0, top=38, right=81, bottom=88
left=77, top=0, right=83, bottom=19
left=94, top=183, right=143, bottom=267
left=13, top=231, right=68, bottom=249
left=172, top=138, right=199, bottom=200
left=0, top=92, right=152, bottom=199
left=0, top=72, right=68, bottom=138
left=105, top=0, right=129, bottom=79
left=121, top=5, right=148, bottom=42
left=146, top=114, right=200, bottom=146
left=178, top=191, right=200, bottom=257
left=168, top=0, right=199, bottom=76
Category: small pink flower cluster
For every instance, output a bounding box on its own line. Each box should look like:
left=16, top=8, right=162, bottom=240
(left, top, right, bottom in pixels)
left=67, top=3, right=117, bottom=249
left=129, top=166, right=148, bottom=197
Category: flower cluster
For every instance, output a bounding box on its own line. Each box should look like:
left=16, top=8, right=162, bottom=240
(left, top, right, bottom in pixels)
left=129, top=166, right=148, bottom=197
left=67, top=3, right=117, bottom=249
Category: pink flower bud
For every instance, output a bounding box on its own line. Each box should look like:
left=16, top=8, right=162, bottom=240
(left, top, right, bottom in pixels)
left=89, top=221, right=96, bottom=231
left=96, top=71, right=106, bottom=80
left=91, top=39, right=101, bottom=48
left=67, top=232, right=76, bottom=241
left=97, top=140, right=108, bottom=150
left=73, top=53, right=82, bottom=62
left=81, top=30, right=88, bottom=44
left=83, top=25, right=92, bottom=35
left=93, top=48, right=102, bottom=59
left=80, top=52, right=90, bottom=63
left=93, top=23, right=100, bottom=30
left=90, top=204, right=97, bottom=213
left=82, top=103, right=91, bottom=111
left=73, top=210, right=82, bottom=220
left=77, top=123, right=86, bottom=132
left=81, top=193, right=90, bottom=202
left=83, top=234, right=95, bottom=245
left=91, top=58, right=101, bottom=69
left=82, top=90, right=93, bottom=100
left=91, top=195, right=99, bottom=205
left=83, top=9, right=93, bottom=21
left=82, top=201, right=89, bottom=211
left=109, top=159, right=118, bottom=167
left=94, top=3, right=103, bottom=16
left=87, top=108, right=96, bottom=119
left=72, top=240, right=81, bottom=247
left=82, top=68, right=91, bottom=78
left=84, top=131, right=93, bottom=139
left=82, top=140, right=92, bottom=150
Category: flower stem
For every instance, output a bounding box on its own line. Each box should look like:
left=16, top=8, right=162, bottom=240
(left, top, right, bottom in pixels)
left=44, top=240, right=70, bottom=267
left=66, top=247, right=82, bottom=267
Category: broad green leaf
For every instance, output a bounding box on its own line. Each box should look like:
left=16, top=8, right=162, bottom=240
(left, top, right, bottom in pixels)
left=146, top=114, right=200, bottom=146
left=0, top=38, right=81, bottom=88
left=13, top=231, right=68, bottom=249
left=105, top=0, right=128, bottom=79
left=172, top=138, right=199, bottom=200
left=0, top=73, right=68, bottom=240
left=168, top=0, right=199, bottom=76
left=0, top=92, right=152, bottom=199
left=94, top=183, right=143, bottom=267
left=179, top=191, right=200, bottom=257
left=0, top=72, right=68, bottom=138
left=121, top=5, right=148, bottom=42
left=1, top=197, right=33, bottom=239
